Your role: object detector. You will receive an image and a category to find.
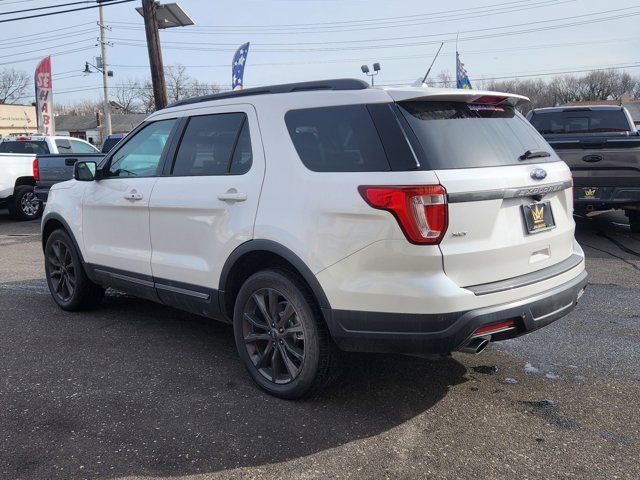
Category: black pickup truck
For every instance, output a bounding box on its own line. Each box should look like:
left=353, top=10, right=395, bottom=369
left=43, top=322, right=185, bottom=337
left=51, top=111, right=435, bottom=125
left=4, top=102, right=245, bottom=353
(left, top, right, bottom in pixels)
left=527, top=105, right=640, bottom=232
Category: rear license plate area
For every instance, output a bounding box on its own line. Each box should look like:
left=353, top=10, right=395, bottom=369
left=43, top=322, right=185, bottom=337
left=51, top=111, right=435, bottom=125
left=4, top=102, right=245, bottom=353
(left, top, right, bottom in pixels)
left=522, top=201, right=555, bottom=234
left=580, top=187, right=599, bottom=199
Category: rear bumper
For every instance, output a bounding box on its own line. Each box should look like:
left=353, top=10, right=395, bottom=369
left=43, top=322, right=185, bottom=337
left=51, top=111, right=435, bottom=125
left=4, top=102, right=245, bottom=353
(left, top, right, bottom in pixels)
left=323, top=269, right=588, bottom=354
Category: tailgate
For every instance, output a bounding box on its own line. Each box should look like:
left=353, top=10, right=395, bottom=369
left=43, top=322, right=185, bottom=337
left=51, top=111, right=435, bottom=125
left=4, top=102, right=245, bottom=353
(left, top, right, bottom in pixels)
left=436, top=162, right=576, bottom=287
left=547, top=138, right=640, bottom=197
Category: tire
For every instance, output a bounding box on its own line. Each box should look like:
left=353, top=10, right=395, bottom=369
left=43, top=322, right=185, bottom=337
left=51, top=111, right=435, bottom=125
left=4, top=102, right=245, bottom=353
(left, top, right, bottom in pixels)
left=44, top=229, right=105, bottom=311
left=233, top=268, right=336, bottom=399
left=8, top=186, right=42, bottom=221
left=628, top=210, right=640, bottom=233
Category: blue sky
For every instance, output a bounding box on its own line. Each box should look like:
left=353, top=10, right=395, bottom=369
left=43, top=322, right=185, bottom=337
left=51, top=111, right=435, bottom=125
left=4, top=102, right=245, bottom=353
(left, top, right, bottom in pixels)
left=1, top=0, right=639, bottom=105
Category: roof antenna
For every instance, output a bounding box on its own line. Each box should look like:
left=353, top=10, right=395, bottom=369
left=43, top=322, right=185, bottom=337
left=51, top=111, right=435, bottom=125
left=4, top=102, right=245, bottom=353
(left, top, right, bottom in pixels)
left=421, top=42, right=444, bottom=85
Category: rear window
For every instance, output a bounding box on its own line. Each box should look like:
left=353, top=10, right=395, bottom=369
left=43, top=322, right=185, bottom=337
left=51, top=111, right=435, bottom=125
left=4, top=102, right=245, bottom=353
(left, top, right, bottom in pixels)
left=0, top=140, right=50, bottom=154
left=398, top=101, right=552, bottom=169
left=285, top=105, right=390, bottom=172
left=529, top=109, right=631, bottom=134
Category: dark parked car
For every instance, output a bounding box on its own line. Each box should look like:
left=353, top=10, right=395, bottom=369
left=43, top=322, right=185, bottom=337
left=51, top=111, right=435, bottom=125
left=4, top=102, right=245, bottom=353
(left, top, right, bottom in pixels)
left=100, top=133, right=126, bottom=153
left=527, top=105, right=640, bottom=232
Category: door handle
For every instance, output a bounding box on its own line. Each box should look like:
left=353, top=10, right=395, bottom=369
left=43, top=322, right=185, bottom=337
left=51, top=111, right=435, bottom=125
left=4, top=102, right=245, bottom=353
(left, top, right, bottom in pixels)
left=217, top=192, right=247, bottom=202
left=124, top=191, right=143, bottom=201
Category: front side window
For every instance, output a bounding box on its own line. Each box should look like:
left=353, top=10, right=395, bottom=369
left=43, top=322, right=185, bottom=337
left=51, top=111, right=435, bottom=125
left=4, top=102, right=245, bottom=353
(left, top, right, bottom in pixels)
left=70, top=139, right=98, bottom=153
left=285, top=105, right=390, bottom=172
left=172, top=113, right=251, bottom=176
left=107, top=119, right=176, bottom=177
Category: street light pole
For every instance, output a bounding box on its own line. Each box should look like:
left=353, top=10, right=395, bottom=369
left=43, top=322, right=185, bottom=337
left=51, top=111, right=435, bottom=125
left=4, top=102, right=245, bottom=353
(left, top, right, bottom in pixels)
left=98, top=2, right=112, bottom=138
left=141, top=0, right=168, bottom=110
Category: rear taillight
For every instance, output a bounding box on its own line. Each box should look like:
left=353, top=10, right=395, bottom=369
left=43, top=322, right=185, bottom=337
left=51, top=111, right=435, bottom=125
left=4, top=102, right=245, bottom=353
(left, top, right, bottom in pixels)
left=32, top=159, right=39, bottom=182
left=358, top=185, right=448, bottom=245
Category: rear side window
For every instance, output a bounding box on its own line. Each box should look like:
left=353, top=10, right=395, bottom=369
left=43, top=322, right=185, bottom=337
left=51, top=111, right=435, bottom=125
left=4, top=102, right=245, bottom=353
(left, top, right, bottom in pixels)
left=55, top=139, right=72, bottom=152
left=285, top=105, right=390, bottom=172
left=529, top=110, right=631, bottom=134
left=398, top=101, right=552, bottom=169
left=70, top=139, right=98, bottom=153
left=0, top=141, right=49, bottom=154
left=172, top=113, right=252, bottom=176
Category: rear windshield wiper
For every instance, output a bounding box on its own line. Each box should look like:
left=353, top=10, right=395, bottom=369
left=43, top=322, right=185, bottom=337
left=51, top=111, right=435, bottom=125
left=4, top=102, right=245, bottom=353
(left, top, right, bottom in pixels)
left=520, top=149, right=550, bottom=161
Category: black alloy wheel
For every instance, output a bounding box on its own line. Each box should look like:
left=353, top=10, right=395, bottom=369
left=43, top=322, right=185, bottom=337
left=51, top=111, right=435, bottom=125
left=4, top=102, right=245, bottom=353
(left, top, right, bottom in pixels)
left=242, top=287, right=306, bottom=384
left=46, top=239, right=76, bottom=303
left=44, top=229, right=105, bottom=311
left=233, top=269, right=335, bottom=399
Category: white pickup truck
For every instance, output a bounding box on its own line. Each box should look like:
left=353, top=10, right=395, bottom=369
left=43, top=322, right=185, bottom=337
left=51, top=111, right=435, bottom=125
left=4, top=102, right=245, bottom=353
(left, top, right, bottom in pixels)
left=0, top=135, right=98, bottom=220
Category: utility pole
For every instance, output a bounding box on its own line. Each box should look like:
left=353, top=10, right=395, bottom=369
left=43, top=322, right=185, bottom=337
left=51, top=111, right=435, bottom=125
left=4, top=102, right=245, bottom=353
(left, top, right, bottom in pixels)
left=142, top=0, right=168, bottom=110
left=98, top=1, right=112, bottom=138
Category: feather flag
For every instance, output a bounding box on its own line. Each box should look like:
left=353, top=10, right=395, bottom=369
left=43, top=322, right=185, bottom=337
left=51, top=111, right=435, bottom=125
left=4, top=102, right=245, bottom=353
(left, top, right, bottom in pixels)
left=456, top=51, right=472, bottom=90
left=232, top=42, right=250, bottom=91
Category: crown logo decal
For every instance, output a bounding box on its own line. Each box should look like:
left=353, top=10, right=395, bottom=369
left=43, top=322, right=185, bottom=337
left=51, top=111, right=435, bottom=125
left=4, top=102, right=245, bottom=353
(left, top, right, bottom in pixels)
left=531, top=204, right=545, bottom=224
left=583, top=188, right=597, bottom=197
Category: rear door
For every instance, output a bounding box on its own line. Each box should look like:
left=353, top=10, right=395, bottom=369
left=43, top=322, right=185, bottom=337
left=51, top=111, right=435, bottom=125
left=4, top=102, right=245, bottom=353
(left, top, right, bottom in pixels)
left=148, top=105, right=264, bottom=314
left=396, top=99, right=576, bottom=287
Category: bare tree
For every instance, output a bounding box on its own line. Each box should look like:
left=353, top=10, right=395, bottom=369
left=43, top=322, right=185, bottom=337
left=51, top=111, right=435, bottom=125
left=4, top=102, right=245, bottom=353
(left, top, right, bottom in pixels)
left=56, top=99, right=102, bottom=116
left=0, top=68, right=30, bottom=104
left=112, top=78, right=143, bottom=114
left=166, top=65, right=192, bottom=104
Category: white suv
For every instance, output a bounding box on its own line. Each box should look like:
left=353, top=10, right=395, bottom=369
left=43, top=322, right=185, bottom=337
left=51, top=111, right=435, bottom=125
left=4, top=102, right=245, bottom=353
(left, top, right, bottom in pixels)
left=41, top=79, right=587, bottom=398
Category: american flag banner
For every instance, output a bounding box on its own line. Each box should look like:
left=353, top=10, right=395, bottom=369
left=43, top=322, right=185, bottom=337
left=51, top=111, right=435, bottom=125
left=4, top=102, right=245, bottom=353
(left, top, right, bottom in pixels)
left=456, top=51, right=472, bottom=90
left=232, top=42, right=250, bottom=91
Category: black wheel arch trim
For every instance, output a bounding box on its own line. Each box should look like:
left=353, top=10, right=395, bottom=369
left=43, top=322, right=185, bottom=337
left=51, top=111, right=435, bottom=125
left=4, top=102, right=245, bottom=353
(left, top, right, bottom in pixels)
left=41, top=213, right=86, bottom=263
left=219, top=239, right=331, bottom=316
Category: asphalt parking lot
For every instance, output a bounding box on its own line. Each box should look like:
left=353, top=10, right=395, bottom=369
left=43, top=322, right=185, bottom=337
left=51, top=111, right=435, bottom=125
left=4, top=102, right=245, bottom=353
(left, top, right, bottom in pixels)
left=0, top=210, right=638, bottom=480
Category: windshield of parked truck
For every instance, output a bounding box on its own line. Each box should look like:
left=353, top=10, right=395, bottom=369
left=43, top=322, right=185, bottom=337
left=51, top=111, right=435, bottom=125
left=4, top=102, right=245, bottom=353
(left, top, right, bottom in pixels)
left=0, top=140, right=50, bottom=154
left=529, top=109, right=631, bottom=134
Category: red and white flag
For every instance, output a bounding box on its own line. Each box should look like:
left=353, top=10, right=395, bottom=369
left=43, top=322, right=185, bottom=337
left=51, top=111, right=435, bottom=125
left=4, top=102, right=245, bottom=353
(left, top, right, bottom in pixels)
left=34, top=56, right=55, bottom=135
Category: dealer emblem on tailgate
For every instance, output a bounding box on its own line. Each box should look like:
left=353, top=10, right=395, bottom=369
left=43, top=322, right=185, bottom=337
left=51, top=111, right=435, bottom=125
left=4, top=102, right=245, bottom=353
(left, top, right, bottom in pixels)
left=530, top=168, right=547, bottom=180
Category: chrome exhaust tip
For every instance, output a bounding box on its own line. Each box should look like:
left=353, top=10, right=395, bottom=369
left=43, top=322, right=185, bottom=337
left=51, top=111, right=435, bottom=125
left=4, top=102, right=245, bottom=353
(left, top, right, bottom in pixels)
left=458, top=336, right=490, bottom=355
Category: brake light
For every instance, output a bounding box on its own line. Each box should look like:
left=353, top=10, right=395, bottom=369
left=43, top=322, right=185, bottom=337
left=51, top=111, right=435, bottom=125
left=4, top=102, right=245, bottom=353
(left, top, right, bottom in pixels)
left=471, top=95, right=508, bottom=105
left=358, top=185, right=448, bottom=244
left=16, top=136, right=31, bottom=141
left=33, top=159, right=39, bottom=182
left=473, top=319, right=516, bottom=336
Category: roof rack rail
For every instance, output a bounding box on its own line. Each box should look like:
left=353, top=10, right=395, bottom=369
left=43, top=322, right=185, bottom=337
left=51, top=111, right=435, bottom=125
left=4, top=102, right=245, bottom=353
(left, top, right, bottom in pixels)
left=168, top=78, right=370, bottom=107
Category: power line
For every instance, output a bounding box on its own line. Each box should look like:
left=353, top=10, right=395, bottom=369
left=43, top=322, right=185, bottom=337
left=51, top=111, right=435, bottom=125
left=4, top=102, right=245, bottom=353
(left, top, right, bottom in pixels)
left=0, top=46, right=95, bottom=66
left=107, top=35, right=640, bottom=71
left=0, top=22, right=94, bottom=43
left=0, top=0, right=134, bottom=24
left=0, top=38, right=96, bottom=59
left=0, top=1, right=94, bottom=16
left=0, top=28, right=97, bottom=47
left=106, top=6, right=640, bottom=53
left=110, top=0, right=573, bottom=35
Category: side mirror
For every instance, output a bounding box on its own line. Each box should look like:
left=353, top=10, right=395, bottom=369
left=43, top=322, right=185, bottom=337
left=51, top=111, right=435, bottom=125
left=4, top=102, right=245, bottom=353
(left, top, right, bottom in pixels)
left=74, top=161, right=98, bottom=181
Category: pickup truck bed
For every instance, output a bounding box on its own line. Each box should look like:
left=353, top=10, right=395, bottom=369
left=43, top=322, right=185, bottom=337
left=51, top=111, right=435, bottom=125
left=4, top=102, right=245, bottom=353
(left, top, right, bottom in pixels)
left=35, top=153, right=104, bottom=202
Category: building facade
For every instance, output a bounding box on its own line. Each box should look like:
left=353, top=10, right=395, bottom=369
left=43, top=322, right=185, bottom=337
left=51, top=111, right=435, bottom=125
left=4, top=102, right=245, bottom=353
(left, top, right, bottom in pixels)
left=0, top=104, right=37, bottom=139
left=55, top=113, right=146, bottom=146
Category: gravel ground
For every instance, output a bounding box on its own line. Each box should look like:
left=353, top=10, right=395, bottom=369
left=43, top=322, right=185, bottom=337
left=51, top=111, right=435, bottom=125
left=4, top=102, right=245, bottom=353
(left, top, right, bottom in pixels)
left=0, top=209, right=638, bottom=480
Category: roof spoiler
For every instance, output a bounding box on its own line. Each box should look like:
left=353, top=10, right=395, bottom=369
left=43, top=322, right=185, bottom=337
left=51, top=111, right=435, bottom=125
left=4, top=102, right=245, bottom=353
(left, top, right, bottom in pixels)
left=385, top=88, right=530, bottom=107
